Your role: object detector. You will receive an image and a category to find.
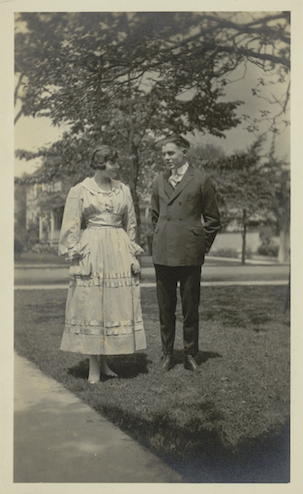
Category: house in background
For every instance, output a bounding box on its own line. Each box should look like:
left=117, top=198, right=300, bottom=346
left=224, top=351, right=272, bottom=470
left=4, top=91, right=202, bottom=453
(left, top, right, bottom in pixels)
left=17, top=182, right=152, bottom=250
left=20, top=182, right=64, bottom=247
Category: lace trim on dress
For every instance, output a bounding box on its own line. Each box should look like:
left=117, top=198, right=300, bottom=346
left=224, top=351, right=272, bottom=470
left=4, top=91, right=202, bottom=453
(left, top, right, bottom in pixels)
left=81, top=177, right=122, bottom=196
left=64, top=320, right=144, bottom=335
left=98, top=187, right=121, bottom=196
left=68, top=272, right=140, bottom=287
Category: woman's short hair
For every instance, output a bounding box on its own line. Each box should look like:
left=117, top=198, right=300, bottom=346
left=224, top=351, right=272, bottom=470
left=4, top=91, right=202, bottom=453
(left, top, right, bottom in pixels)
left=90, top=144, right=119, bottom=170
left=159, top=135, right=190, bottom=150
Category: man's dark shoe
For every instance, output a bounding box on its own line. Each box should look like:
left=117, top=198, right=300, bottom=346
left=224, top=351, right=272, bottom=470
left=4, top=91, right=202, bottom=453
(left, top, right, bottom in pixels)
left=184, top=355, right=198, bottom=371
left=161, top=354, right=173, bottom=371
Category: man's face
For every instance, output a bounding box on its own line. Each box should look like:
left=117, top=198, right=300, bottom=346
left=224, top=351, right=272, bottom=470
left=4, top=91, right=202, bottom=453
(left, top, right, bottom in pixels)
left=162, top=143, right=186, bottom=171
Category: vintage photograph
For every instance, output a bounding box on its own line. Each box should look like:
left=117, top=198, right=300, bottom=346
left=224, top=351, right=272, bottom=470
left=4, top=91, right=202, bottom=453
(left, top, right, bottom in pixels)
left=12, top=10, right=290, bottom=484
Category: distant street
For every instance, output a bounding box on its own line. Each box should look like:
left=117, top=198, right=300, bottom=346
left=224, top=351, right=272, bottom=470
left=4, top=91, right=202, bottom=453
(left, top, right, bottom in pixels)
left=14, top=256, right=290, bottom=287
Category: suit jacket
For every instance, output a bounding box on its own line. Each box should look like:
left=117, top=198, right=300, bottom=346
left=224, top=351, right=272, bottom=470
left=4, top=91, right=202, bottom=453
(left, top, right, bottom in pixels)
left=151, top=166, right=220, bottom=266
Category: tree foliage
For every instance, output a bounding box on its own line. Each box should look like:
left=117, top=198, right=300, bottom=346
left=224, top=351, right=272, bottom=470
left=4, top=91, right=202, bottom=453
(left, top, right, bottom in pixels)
left=15, top=12, right=290, bottom=123
left=15, top=12, right=290, bottom=242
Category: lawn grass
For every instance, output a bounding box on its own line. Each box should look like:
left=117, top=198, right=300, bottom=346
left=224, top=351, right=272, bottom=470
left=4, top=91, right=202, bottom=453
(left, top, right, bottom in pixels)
left=14, top=285, right=290, bottom=482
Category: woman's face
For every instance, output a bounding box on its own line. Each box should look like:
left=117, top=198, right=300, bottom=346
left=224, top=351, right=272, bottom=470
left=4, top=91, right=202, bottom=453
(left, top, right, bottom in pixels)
left=103, top=159, right=119, bottom=179
left=94, top=153, right=119, bottom=178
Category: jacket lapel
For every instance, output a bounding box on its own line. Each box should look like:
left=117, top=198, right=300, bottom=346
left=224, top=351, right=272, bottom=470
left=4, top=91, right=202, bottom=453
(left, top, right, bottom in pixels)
left=168, top=166, right=194, bottom=204
left=164, top=180, right=174, bottom=199
left=160, top=170, right=174, bottom=200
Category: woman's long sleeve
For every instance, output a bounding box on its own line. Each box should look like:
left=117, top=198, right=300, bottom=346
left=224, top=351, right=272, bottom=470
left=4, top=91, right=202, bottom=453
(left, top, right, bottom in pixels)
left=58, top=185, right=83, bottom=258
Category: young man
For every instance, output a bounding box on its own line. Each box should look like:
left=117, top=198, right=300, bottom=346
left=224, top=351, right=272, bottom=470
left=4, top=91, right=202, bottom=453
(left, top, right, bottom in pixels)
left=151, top=135, right=220, bottom=371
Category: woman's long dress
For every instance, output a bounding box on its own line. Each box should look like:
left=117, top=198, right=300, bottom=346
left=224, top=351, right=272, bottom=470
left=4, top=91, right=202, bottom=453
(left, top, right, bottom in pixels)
left=58, top=177, right=146, bottom=355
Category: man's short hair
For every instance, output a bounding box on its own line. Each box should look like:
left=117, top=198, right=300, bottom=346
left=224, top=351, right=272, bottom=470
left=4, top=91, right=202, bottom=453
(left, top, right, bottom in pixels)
left=160, top=135, right=190, bottom=150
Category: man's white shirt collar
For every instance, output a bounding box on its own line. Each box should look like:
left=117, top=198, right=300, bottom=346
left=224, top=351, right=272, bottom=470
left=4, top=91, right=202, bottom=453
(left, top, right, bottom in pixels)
left=173, top=162, right=189, bottom=177
left=168, top=162, right=189, bottom=188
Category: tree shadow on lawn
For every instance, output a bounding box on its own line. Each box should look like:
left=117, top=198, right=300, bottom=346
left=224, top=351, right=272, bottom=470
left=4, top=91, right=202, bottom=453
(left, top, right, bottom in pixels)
left=67, top=352, right=150, bottom=381
left=102, top=401, right=290, bottom=483
left=171, top=419, right=290, bottom=483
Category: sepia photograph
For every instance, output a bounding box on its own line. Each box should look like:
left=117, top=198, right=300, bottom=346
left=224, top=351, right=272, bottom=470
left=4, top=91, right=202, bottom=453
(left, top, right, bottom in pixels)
left=2, top=2, right=301, bottom=491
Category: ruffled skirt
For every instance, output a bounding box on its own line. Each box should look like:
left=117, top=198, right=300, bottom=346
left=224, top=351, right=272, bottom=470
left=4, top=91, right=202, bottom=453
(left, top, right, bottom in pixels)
left=60, top=226, right=146, bottom=355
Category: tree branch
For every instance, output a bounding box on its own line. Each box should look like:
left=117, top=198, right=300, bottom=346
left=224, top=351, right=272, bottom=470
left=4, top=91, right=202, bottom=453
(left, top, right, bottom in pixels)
left=14, top=73, right=24, bottom=106
left=14, top=108, right=23, bottom=125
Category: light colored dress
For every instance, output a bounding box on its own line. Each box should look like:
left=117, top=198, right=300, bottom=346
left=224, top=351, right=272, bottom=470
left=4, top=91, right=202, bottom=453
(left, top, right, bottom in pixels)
left=58, top=176, right=146, bottom=355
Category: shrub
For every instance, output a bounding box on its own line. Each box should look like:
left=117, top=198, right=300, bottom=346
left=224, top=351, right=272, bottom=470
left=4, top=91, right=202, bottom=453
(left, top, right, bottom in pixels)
left=245, top=247, right=254, bottom=259
left=211, top=248, right=238, bottom=258
left=31, top=243, right=58, bottom=255
left=14, top=218, right=40, bottom=251
left=14, top=239, right=23, bottom=259
left=259, top=224, right=278, bottom=245
left=257, top=243, right=279, bottom=257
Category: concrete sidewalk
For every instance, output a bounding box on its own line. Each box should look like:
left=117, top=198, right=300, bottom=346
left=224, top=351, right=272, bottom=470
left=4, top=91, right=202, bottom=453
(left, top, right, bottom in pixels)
left=14, top=352, right=183, bottom=483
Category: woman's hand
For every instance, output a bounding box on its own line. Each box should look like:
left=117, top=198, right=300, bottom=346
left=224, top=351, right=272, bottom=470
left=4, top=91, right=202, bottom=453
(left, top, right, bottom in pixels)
left=68, top=252, right=83, bottom=264
left=131, top=258, right=141, bottom=275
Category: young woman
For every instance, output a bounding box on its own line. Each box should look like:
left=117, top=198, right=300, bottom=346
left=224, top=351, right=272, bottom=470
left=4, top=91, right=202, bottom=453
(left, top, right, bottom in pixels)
left=58, top=144, right=146, bottom=382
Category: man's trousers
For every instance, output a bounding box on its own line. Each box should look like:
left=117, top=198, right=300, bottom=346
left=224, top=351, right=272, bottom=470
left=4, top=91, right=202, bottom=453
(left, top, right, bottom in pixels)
left=154, top=264, right=201, bottom=356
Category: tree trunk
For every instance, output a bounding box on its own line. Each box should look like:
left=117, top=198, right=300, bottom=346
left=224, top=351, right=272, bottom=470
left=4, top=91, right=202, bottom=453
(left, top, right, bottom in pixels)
left=241, top=208, right=247, bottom=265
left=14, top=73, right=24, bottom=124
left=278, top=209, right=290, bottom=263
left=127, top=74, right=141, bottom=245
left=278, top=181, right=290, bottom=263
left=127, top=138, right=141, bottom=245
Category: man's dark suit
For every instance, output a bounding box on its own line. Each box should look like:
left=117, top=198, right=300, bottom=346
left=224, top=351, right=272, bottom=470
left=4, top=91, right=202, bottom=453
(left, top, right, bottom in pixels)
left=151, top=165, right=220, bottom=357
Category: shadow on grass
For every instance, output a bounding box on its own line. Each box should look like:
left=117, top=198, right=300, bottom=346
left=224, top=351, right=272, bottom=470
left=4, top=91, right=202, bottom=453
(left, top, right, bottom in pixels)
left=98, top=401, right=290, bottom=483
left=67, top=351, right=220, bottom=380
left=179, top=419, right=290, bottom=483
left=171, top=349, right=222, bottom=366
left=67, top=353, right=150, bottom=381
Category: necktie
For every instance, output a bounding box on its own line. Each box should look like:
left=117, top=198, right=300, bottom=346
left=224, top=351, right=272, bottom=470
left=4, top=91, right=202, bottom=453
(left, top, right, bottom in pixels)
left=169, top=172, right=182, bottom=188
